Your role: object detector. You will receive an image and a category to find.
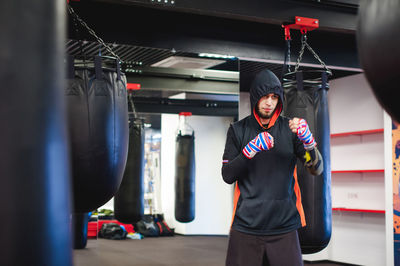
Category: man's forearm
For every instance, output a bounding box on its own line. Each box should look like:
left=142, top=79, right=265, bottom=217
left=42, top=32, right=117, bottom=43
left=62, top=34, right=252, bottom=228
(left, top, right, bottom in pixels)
left=221, top=153, right=248, bottom=184
left=304, top=147, right=324, bottom=176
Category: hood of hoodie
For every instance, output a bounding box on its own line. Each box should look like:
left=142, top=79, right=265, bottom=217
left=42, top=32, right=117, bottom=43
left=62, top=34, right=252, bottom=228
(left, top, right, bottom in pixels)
left=250, top=69, right=284, bottom=114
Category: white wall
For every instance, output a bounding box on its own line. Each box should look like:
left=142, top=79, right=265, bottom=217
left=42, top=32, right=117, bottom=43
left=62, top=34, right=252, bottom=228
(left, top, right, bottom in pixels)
left=384, top=111, right=394, bottom=266
left=100, top=197, right=114, bottom=211
left=239, top=92, right=251, bottom=120
left=328, top=73, right=383, bottom=133
left=303, top=73, right=386, bottom=265
left=161, top=114, right=234, bottom=235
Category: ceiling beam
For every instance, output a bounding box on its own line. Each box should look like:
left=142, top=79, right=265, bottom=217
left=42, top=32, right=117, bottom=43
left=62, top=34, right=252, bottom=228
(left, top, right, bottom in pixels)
left=93, top=0, right=358, bottom=33
left=131, top=97, right=238, bottom=117
left=126, top=66, right=239, bottom=95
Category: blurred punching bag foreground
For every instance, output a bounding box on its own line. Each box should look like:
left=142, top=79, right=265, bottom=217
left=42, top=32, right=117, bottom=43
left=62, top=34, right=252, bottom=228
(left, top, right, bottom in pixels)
left=114, top=95, right=145, bottom=224
left=357, top=0, right=400, bottom=122
left=175, top=112, right=196, bottom=223
left=66, top=56, right=129, bottom=213
left=0, top=0, right=72, bottom=265
left=283, top=71, right=332, bottom=254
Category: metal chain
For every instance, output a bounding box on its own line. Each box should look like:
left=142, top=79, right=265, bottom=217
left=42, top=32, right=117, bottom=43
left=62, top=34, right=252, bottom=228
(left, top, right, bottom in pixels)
left=294, top=35, right=306, bottom=72
left=67, top=5, right=123, bottom=63
left=286, top=39, right=292, bottom=73
left=304, top=41, right=332, bottom=75
left=294, top=34, right=332, bottom=75
left=281, top=39, right=292, bottom=80
left=128, top=93, right=138, bottom=119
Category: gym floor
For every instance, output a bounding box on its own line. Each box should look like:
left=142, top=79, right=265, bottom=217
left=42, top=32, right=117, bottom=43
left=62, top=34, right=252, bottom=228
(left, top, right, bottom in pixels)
left=73, top=235, right=357, bottom=266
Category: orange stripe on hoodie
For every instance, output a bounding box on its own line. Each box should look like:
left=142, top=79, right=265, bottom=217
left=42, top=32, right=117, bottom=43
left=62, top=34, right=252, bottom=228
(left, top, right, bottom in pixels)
left=230, top=182, right=241, bottom=227
left=293, top=166, right=306, bottom=227
left=231, top=171, right=306, bottom=228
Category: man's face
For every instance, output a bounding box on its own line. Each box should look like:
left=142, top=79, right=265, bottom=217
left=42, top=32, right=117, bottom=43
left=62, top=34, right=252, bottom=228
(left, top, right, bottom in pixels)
left=256, top=93, right=279, bottom=119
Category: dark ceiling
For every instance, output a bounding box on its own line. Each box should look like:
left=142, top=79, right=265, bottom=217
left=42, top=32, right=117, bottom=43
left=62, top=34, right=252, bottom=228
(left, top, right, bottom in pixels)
left=67, top=0, right=361, bottom=69
left=66, top=0, right=363, bottom=128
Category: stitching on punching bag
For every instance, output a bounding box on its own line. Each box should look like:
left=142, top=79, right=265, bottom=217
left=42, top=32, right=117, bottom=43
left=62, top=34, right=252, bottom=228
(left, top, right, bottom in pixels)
left=66, top=80, right=82, bottom=96
left=117, top=80, right=125, bottom=97
left=95, top=80, right=109, bottom=96
left=296, top=92, right=307, bottom=108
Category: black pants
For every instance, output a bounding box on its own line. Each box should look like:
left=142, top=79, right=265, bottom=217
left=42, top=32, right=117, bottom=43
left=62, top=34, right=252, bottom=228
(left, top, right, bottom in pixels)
left=225, top=229, right=303, bottom=266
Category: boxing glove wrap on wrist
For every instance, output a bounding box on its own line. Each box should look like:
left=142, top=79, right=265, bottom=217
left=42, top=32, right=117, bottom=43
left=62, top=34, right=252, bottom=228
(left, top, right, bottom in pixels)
left=242, top=132, right=273, bottom=159
left=297, top=119, right=316, bottom=151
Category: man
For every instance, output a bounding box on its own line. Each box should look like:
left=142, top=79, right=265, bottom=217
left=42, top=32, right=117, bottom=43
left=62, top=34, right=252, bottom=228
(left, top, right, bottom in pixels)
left=221, top=69, right=323, bottom=266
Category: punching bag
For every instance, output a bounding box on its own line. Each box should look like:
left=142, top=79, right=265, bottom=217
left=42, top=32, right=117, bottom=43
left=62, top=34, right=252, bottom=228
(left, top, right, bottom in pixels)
left=0, top=0, right=72, bottom=265
left=66, top=56, right=129, bottom=213
left=72, top=212, right=90, bottom=249
left=114, top=118, right=145, bottom=224
left=283, top=71, right=332, bottom=254
left=175, top=114, right=196, bottom=222
left=357, top=0, right=400, bottom=122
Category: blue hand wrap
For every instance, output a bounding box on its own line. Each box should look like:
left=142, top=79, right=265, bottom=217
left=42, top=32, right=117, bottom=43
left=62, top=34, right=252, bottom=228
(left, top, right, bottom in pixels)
left=242, top=132, right=273, bottom=159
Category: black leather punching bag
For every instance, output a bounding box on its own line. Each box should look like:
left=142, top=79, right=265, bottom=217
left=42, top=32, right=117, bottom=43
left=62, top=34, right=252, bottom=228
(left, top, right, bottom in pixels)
left=66, top=56, right=129, bottom=213
left=357, top=0, right=400, bottom=122
left=283, top=71, right=332, bottom=254
left=114, top=118, right=145, bottom=224
left=175, top=133, right=196, bottom=223
left=72, top=212, right=90, bottom=249
left=0, top=1, right=72, bottom=265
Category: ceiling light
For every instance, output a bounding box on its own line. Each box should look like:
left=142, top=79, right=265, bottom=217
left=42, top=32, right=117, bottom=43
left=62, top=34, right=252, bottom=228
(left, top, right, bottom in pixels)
left=151, top=56, right=225, bottom=69
left=198, top=53, right=236, bottom=59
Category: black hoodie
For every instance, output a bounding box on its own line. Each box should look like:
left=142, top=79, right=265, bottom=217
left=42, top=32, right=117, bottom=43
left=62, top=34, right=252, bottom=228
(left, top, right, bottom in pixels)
left=221, top=69, right=307, bottom=235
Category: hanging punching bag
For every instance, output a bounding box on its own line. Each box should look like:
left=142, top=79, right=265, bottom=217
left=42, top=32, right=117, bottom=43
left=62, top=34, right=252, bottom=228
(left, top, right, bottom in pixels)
left=72, top=212, right=90, bottom=249
left=175, top=113, right=196, bottom=223
left=357, top=0, right=400, bottom=122
left=114, top=117, right=145, bottom=224
left=283, top=71, right=332, bottom=254
left=66, top=56, right=129, bottom=213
